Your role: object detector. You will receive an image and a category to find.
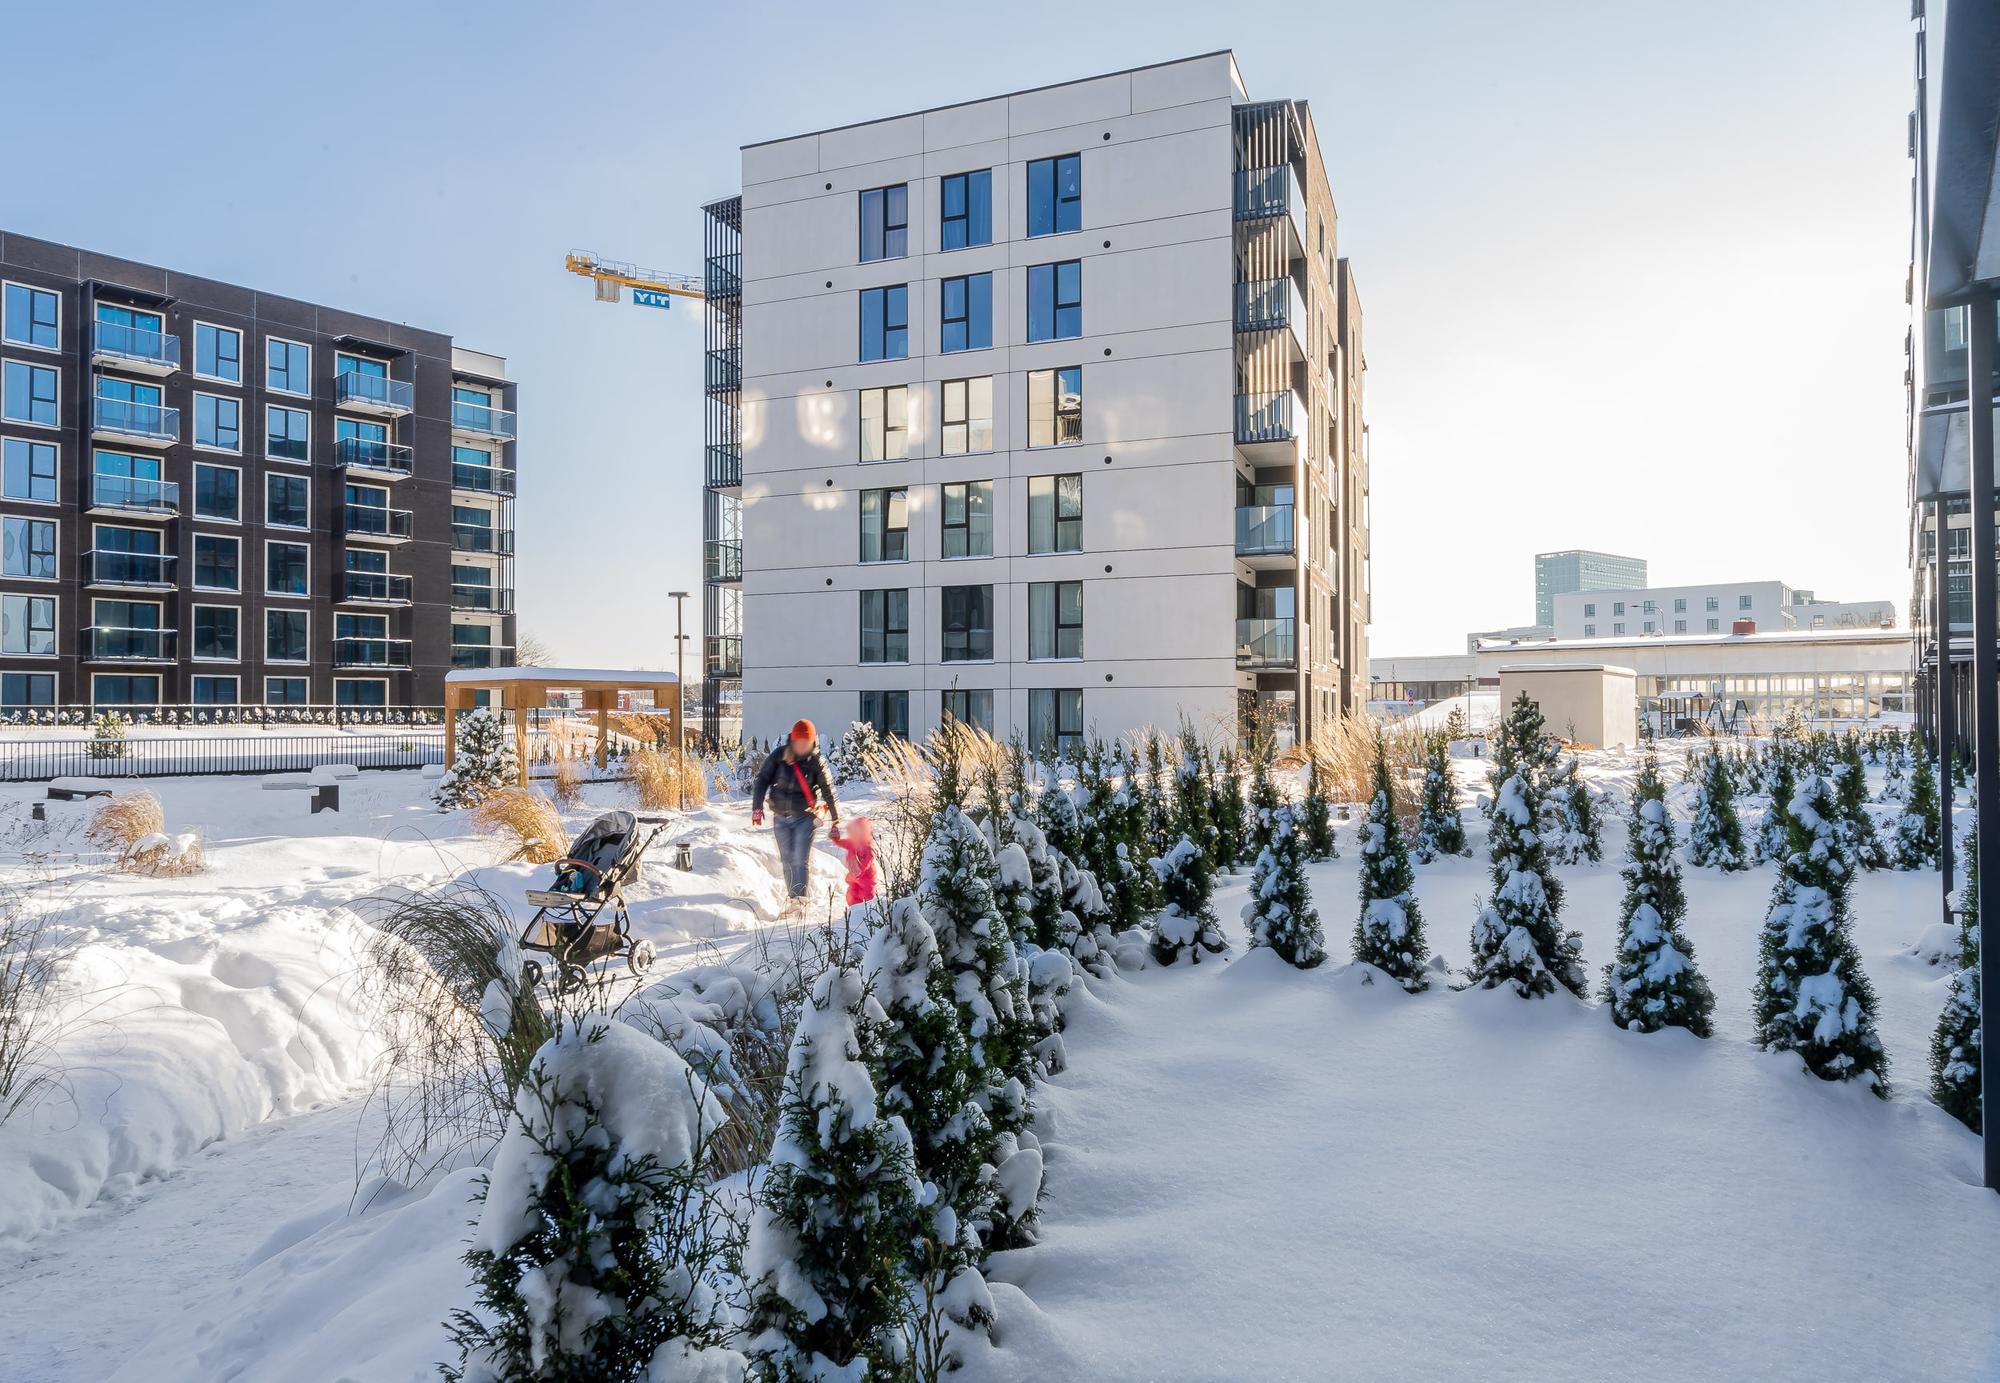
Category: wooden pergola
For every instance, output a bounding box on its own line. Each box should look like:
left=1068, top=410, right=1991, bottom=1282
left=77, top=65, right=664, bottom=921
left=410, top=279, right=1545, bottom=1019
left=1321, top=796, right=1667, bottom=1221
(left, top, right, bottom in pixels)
left=442, top=667, right=681, bottom=783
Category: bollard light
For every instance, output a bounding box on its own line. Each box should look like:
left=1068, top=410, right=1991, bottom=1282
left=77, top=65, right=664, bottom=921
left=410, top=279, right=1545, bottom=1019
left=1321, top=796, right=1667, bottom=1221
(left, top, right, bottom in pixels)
left=675, top=840, right=695, bottom=872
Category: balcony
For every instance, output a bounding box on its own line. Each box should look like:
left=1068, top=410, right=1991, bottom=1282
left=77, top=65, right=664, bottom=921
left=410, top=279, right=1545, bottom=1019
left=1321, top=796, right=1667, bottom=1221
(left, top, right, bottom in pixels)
left=83, top=626, right=177, bottom=661
left=451, top=458, right=516, bottom=495
left=705, top=348, right=741, bottom=394
left=1235, top=390, right=1303, bottom=458
left=451, top=644, right=513, bottom=670
left=450, top=522, right=514, bottom=555
left=333, top=637, right=413, bottom=668
left=706, top=634, right=742, bottom=679
left=1236, top=616, right=1296, bottom=670
left=451, top=583, right=514, bottom=613
left=705, top=539, right=742, bottom=583
left=84, top=549, right=177, bottom=588
left=91, top=321, right=180, bottom=376
left=705, top=444, right=741, bottom=489
left=451, top=399, right=517, bottom=441
left=89, top=474, right=180, bottom=518
left=1234, top=277, right=1307, bottom=362
left=1235, top=504, right=1296, bottom=567
left=342, top=503, right=414, bottom=543
left=334, top=370, right=414, bottom=417
left=92, top=395, right=180, bottom=446
left=333, top=436, right=415, bottom=479
left=705, top=251, right=741, bottom=298
left=342, top=571, right=413, bottom=605
left=1235, top=163, right=1307, bottom=262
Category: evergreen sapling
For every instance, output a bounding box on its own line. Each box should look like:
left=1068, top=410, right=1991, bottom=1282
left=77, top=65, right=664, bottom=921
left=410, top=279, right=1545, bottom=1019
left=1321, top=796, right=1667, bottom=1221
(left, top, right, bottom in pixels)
left=1351, top=744, right=1425, bottom=988
left=1929, top=824, right=1982, bottom=1132
left=1892, top=749, right=1943, bottom=871
left=1150, top=833, right=1228, bottom=964
left=1835, top=737, right=1890, bottom=871
left=434, top=708, right=522, bottom=811
left=1244, top=803, right=1326, bottom=968
left=1686, top=751, right=1749, bottom=871
left=1601, top=754, right=1715, bottom=1036
left=1413, top=734, right=1467, bottom=862
left=1300, top=749, right=1339, bottom=862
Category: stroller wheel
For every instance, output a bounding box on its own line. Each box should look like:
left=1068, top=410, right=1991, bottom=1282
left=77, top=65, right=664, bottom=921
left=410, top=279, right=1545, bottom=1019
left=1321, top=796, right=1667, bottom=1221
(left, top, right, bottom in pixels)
left=628, top=938, right=657, bottom=975
left=558, top=963, right=590, bottom=994
left=520, top=960, right=543, bottom=992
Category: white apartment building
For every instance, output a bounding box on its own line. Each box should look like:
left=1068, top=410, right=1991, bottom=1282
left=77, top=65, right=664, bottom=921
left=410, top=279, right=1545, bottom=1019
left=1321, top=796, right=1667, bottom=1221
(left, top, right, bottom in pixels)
left=1548, top=581, right=1895, bottom=642
left=722, top=51, right=1369, bottom=751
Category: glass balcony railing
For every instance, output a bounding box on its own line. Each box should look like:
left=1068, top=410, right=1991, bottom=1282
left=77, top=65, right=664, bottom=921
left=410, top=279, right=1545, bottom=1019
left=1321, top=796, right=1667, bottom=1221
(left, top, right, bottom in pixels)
left=334, top=371, right=414, bottom=412
left=333, top=637, right=413, bottom=668
left=333, top=436, right=415, bottom=475
left=1234, top=277, right=1306, bottom=335
left=84, top=626, right=177, bottom=661
left=85, top=549, right=177, bottom=586
left=451, top=523, right=514, bottom=554
left=451, top=459, right=516, bottom=495
left=451, top=644, right=513, bottom=670
left=1235, top=504, right=1296, bottom=558
left=93, top=320, right=180, bottom=370
left=93, top=395, right=180, bottom=442
left=1236, top=616, right=1297, bottom=669
left=92, top=474, right=180, bottom=514
left=1234, top=164, right=1307, bottom=250
left=705, top=444, right=741, bottom=488
left=343, top=571, right=413, bottom=603
left=705, top=348, right=741, bottom=393
left=705, top=539, right=743, bottom=583
left=1235, top=390, right=1300, bottom=446
left=451, top=584, right=514, bottom=613
left=706, top=634, right=742, bottom=678
left=342, top=504, right=414, bottom=539
left=451, top=400, right=517, bottom=439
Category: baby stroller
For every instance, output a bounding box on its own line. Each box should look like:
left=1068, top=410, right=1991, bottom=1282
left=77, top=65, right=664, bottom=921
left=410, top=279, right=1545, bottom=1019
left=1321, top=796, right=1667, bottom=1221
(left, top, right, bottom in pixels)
left=519, top=810, right=669, bottom=992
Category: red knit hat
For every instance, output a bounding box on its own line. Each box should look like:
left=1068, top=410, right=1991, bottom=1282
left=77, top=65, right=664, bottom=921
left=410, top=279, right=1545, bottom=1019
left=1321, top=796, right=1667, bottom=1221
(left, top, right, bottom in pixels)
left=790, top=719, right=816, bottom=743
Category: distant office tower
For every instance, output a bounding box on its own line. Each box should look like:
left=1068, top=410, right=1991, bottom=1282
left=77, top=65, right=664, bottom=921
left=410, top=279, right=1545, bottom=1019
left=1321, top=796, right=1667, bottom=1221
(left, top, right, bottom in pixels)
left=1534, top=549, right=1646, bottom=628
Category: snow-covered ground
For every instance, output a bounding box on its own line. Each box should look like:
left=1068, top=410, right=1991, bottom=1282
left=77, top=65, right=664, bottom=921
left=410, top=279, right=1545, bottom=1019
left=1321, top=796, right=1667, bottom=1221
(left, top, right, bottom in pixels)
left=2, top=752, right=1996, bottom=1381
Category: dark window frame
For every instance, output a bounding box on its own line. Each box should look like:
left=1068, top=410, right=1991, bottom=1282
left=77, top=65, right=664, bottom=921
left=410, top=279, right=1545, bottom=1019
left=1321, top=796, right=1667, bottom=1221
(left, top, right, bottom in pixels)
left=192, top=533, right=240, bottom=592
left=859, top=487, right=909, bottom=564
left=859, top=688, right=910, bottom=738
left=941, top=584, right=994, bottom=662
left=1027, top=260, right=1082, bottom=342
left=940, top=169, right=992, bottom=250
left=1029, top=579, right=1084, bottom=661
left=858, top=184, right=909, bottom=263
left=1027, top=366, right=1083, bottom=447
left=2, top=437, right=57, bottom=502
left=859, top=588, right=911, bottom=665
left=191, top=604, right=240, bottom=662
left=940, top=480, right=993, bottom=559
left=939, top=272, right=991, bottom=353
left=859, top=284, right=909, bottom=362
left=1026, top=153, right=1082, bottom=237
left=1028, top=473, right=1084, bottom=555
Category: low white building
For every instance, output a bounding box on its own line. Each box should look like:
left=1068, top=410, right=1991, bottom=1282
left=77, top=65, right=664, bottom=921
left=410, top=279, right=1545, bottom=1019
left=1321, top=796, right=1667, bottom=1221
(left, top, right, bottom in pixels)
left=1548, top=581, right=1895, bottom=641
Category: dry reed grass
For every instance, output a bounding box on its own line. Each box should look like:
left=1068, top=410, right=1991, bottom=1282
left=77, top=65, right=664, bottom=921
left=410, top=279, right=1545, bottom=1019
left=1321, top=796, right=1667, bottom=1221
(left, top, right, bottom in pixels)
left=549, top=753, right=586, bottom=807
left=472, top=786, right=567, bottom=864
left=1304, top=711, right=1427, bottom=816
left=85, top=791, right=162, bottom=855
left=630, top=746, right=707, bottom=812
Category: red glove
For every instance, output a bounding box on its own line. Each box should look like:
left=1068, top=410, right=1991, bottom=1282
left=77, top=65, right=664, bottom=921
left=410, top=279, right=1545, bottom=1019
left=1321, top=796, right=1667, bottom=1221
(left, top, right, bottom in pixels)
left=751, top=811, right=764, bottom=827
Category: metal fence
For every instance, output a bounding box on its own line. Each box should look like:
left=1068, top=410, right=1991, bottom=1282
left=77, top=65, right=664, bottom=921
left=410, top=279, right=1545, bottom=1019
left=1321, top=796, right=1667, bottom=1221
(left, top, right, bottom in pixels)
left=0, top=732, right=448, bottom=782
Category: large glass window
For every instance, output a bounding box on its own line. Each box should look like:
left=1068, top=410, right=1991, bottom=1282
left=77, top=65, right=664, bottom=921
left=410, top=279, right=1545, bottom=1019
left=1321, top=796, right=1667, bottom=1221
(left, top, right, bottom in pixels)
left=267, top=542, right=309, bottom=596
left=859, top=285, right=909, bottom=362
left=194, top=323, right=241, bottom=382
left=192, top=534, right=239, bottom=591
left=859, top=589, right=910, bottom=664
left=1027, top=367, right=1082, bottom=447
left=1029, top=580, right=1083, bottom=660
left=265, top=676, right=308, bottom=705
left=3, top=283, right=59, bottom=350
left=941, top=585, right=994, bottom=661
left=194, top=392, right=240, bottom=452
left=265, top=608, right=308, bottom=662
left=941, top=377, right=993, bottom=455
left=192, top=675, right=238, bottom=705
left=1027, top=261, right=1082, bottom=342
left=1029, top=688, right=1083, bottom=755
left=1, top=594, right=54, bottom=655
left=1026, top=154, right=1082, bottom=237
left=859, top=386, right=908, bottom=462
left=1028, top=473, right=1083, bottom=554
left=859, top=689, right=909, bottom=738
left=858, top=184, right=909, bottom=262
left=91, top=674, right=161, bottom=708
left=192, top=605, right=239, bottom=661
left=859, top=487, right=908, bottom=563
left=940, top=170, right=992, bottom=250
left=267, top=405, right=309, bottom=462
left=2, top=672, right=55, bottom=706
left=941, top=688, right=993, bottom=732
left=266, top=337, right=311, bottom=395
left=267, top=473, right=309, bottom=529
left=940, top=273, right=992, bottom=353
left=336, top=678, right=387, bottom=708
left=2, top=360, right=58, bottom=426
left=2, top=516, right=55, bottom=579
left=941, top=481, right=993, bottom=559
left=193, top=463, right=240, bottom=521
left=2, top=438, right=56, bottom=503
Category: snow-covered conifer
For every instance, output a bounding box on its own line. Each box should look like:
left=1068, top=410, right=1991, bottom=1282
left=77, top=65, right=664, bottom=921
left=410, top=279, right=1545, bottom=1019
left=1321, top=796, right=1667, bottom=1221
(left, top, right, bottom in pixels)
left=1352, top=744, right=1424, bottom=988
left=1209, top=747, right=1248, bottom=868
left=1686, top=751, right=1749, bottom=871
left=1142, top=733, right=1176, bottom=859
left=1172, top=724, right=1215, bottom=867
left=434, top=708, right=521, bottom=810
left=1114, top=745, right=1161, bottom=916
left=1150, top=833, right=1227, bottom=964
left=1544, top=758, right=1603, bottom=866
left=1240, top=803, right=1325, bottom=968
left=1752, top=773, right=1890, bottom=1094
left=1413, top=733, right=1466, bottom=862
left=1602, top=754, right=1714, bottom=1036
left=1245, top=745, right=1284, bottom=865
left=1077, top=744, right=1141, bottom=932
left=1893, top=748, right=1942, bottom=871
left=1930, top=824, right=1981, bottom=1131
left=1879, top=746, right=1907, bottom=803
left=1300, top=749, right=1338, bottom=862
left=1759, top=748, right=1799, bottom=864
left=1834, top=736, right=1889, bottom=870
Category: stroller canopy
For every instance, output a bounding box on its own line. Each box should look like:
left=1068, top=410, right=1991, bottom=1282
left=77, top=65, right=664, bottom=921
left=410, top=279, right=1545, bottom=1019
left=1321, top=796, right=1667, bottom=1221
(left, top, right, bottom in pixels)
left=557, top=811, right=641, bottom=895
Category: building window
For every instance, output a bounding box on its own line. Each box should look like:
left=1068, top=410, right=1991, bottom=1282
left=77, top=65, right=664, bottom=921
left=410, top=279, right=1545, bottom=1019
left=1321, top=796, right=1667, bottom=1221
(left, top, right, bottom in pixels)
left=941, top=377, right=993, bottom=455
left=1612, top=622, right=1625, bottom=636
left=1, top=672, right=55, bottom=707
left=1028, top=474, right=1083, bottom=554
left=2, top=438, right=56, bottom=503
left=194, top=323, right=241, bottom=383
left=940, top=273, right=992, bottom=353
left=859, top=487, right=908, bottom=563
left=267, top=542, right=309, bottom=597
left=335, top=678, right=387, bottom=708
left=192, top=605, right=239, bottom=661
left=859, top=285, right=909, bottom=362
left=267, top=473, right=310, bottom=529
left=267, top=337, right=311, bottom=395
left=1706, top=618, right=1719, bottom=632
left=1027, top=367, right=1082, bottom=446
left=1027, top=260, right=1082, bottom=342
left=1674, top=619, right=1687, bottom=633
left=940, top=170, right=992, bottom=250
left=859, top=688, right=909, bottom=738
left=265, top=676, right=308, bottom=705
left=191, top=675, right=238, bottom=705
left=1026, top=154, right=1081, bottom=237
left=1705, top=595, right=1719, bottom=611
left=193, top=534, right=240, bottom=592
left=941, top=481, right=993, bottom=559
left=860, top=386, right=908, bottom=461
left=1582, top=602, right=1595, bottom=618
left=1612, top=601, right=1625, bottom=616
left=1643, top=621, right=1655, bottom=634
left=1029, top=580, right=1083, bottom=660
left=858, top=184, right=909, bottom=263
left=267, top=405, right=310, bottom=462
left=859, top=589, right=910, bottom=664
left=2, top=283, right=60, bottom=350
left=2, top=360, right=58, bottom=426
left=1641, top=600, right=1655, bottom=614
left=335, top=351, right=386, bottom=382
left=0, top=516, right=54, bottom=580
left=1673, top=597, right=1686, bottom=613
left=193, top=463, right=240, bottom=522
left=941, top=585, right=994, bottom=661
left=1029, top=687, right=1083, bottom=754
left=91, top=674, right=161, bottom=708
left=1583, top=623, right=1595, bottom=637
left=1, top=594, right=54, bottom=655
left=1738, top=593, right=1753, bottom=610
left=193, top=392, right=241, bottom=452
left=265, top=608, right=308, bottom=662
left=942, top=688, right=994, bottom=731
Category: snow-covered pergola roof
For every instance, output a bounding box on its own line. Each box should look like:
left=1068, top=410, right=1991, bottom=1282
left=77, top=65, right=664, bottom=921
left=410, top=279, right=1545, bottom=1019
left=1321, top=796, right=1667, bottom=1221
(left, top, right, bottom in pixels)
left=443, top=666, right=676, bottom=687
left=442, top=667, right=682, bottom=779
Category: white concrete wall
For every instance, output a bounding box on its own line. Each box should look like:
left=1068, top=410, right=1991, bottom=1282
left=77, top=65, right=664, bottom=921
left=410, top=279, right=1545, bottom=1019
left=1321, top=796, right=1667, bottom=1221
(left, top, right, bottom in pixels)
left=736, top=54, right=1245, bottom=744
left=1497, top=665, right=1638, bottom=750
left=1550, top=581, right=1790, bottom=640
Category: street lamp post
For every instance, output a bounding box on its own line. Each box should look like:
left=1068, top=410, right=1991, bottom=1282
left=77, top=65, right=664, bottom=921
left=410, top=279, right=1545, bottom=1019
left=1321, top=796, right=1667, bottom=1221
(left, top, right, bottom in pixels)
left=669, top=590, right=689, bottom=811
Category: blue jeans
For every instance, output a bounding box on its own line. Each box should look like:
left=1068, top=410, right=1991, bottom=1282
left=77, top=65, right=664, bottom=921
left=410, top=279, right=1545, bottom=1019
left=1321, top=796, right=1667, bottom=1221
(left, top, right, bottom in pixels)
left=773, top=813, right=816, bottom=899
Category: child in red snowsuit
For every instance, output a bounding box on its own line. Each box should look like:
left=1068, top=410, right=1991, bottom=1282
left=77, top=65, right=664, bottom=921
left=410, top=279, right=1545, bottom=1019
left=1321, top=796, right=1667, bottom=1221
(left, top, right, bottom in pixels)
left=831, top=816, right=877, bottom=907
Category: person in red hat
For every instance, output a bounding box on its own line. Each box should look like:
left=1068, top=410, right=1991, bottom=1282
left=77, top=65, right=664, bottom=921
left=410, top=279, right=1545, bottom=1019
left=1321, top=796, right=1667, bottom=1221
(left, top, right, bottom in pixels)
left=750, top=718, right=841, bottom=909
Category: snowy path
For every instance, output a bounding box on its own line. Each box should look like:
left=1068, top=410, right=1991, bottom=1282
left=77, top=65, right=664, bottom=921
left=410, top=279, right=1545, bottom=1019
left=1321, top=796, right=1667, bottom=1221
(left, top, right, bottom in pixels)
left=968, top=859, right=2000, bottom=1383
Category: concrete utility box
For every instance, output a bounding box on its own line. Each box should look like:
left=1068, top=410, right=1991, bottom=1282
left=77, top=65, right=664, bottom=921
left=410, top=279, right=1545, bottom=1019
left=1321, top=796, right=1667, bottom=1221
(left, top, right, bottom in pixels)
left=1497, top=664, right=1637, bottom=750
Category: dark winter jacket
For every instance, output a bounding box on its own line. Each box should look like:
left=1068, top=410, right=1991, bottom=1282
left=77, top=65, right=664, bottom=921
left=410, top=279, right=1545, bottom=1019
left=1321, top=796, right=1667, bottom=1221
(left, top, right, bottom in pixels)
left=751, top=745, right=839, bottom=821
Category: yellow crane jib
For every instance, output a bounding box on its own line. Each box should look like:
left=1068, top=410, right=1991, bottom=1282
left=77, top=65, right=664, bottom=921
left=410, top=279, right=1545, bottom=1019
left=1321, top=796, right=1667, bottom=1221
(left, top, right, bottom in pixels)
left=564, top=250, right=705, bottom=309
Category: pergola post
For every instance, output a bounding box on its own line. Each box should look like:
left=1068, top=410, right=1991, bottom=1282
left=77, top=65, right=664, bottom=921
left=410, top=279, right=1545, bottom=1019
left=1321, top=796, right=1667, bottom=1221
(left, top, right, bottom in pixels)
left=512, top=694, right=530, bottom=786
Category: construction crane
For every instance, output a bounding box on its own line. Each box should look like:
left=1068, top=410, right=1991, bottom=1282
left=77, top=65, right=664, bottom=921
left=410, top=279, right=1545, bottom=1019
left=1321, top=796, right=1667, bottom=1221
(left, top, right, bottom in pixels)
left=563, top=250, right=704, bottom=309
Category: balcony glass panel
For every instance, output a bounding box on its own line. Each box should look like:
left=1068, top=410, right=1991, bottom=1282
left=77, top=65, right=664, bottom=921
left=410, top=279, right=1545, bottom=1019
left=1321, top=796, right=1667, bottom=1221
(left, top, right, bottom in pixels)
left=1235, top=504, right=1295, bottom=557
left=1236, top=616, right=1297, bottom=669
left=334, top=371, right=413, bottom=411
left=93, top=320, right=180, bottom=368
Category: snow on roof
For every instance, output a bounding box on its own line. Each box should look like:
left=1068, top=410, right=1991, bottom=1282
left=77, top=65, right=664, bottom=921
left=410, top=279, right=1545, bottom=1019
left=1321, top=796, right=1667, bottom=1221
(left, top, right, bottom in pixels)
left=443, top=666, right=677, bottom=685
left=1521, top=627, right=1905, bottom=653
left=1497, top=663, right=1636, bottom=676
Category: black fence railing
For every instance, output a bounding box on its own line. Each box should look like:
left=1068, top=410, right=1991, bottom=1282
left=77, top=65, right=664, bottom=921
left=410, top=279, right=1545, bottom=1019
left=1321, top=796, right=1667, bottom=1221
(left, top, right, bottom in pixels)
left=0, top=704, right=445, bottom=729
left=0, top=731, right=448, bottom=782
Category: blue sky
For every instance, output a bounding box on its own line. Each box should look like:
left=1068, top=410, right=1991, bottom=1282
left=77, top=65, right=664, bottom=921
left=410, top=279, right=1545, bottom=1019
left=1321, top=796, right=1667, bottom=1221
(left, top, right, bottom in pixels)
left=9, top=0, right=1915, bottom=662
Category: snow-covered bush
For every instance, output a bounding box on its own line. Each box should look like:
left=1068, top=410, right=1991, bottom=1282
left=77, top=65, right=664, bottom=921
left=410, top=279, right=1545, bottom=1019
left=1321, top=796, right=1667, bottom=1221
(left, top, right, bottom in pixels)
left=87, top=710, right=128, bottom=760
left=1150, top=834, right=1227, bottom=965
left=435, top=709, right=521, bottom=811
left=824, top=719, right=884, bottom=785
left=1752, top=773, right=1889, bottom=1094
left=1758, top=748, right=1799, bottom=864
left=1602, top=754, right=1714, bottom=1036
left=1172, top=724, right=1216, bottom=868
left=443, top=1018, right=739, bottom=1383
left=1892, top=749, right=1942, bottom=871
left=1351, top=747, right=1423, bottom=988
left=1930, top=824, right=1981, bottom=1132
left=1077, top=747, right=1141, bottom=933
left=1544, top=761, right=1603, bottom=866
left=1112, top=745, right=1161, bottom=917
left=1686, top=752, right=1748, bottom=872
left=1834, top=737, right=1889, bottom=871
left=1241, top=803, right=1325, bottom=969
left=1879, top=747, right=1907, bottom=803
left=1300, top=750, right=1338, bottom=862
left=1245, top=747, right=1284, bottom=867
left=1412, top=734, right=1466, bottom=862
